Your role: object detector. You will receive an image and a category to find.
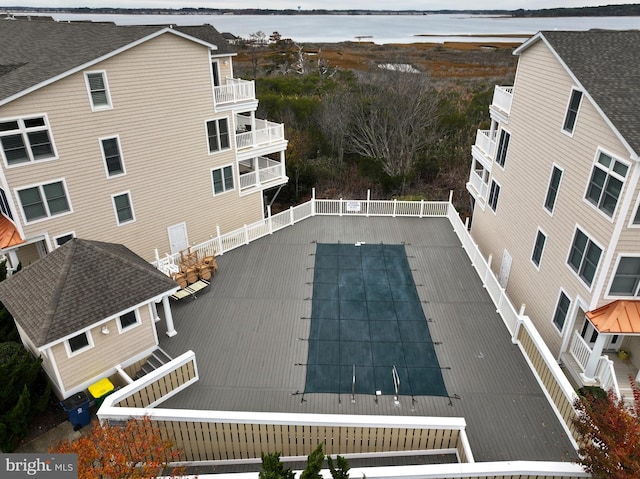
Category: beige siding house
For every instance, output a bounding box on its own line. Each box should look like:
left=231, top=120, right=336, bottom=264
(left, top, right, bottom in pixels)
left=0, top=19, right=287, bottom=267
left=0, top=239, right=180, bottom=399
left=468, top=30, right=640, bottom=398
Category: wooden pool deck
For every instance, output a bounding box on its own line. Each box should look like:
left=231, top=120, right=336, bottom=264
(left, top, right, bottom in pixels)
left=157, top=215, right=576, bottom=463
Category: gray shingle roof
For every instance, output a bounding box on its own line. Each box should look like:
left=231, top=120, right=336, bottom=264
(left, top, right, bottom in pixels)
left=0, top=18, right=234, bottom=103
left=540, top=30, right=640, bottom=155
left=0, top=239, right=178, bottom=348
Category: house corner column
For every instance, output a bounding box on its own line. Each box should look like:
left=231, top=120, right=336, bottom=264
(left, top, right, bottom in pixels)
left=162, top=295, right=177, bottom=337
left=581, top=333, right=606, bottom=383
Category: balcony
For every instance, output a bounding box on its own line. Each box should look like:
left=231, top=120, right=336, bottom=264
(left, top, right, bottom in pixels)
left=563, top=329, right=639, bottom=404
left=214, top=78, right=256, bottom=106
left=490, top=85, right=513, bottom=122
left=239, top=156, right=287, bottom=192
left=471, top=129, right=496, bottom=164
left=235, top=117, right=286, bottom=152
left=467, top=165, right=489, bottom=205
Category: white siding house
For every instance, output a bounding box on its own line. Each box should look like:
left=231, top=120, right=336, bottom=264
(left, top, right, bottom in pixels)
left=0, top=18, right=288, bottom=267
left=468, top=30, right=640, bottom=398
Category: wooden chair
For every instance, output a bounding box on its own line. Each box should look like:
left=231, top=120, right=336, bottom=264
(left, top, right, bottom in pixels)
left=185, top=267, right=198, bottom=285
left=172, top=273, right=187, bottom=289
left=198, top=264, right=212, bottom=281
left=203, top=256, right=218, bottom=276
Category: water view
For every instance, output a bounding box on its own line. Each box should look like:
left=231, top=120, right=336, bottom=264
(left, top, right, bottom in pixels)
left=40, top=12, right=640, bottom=43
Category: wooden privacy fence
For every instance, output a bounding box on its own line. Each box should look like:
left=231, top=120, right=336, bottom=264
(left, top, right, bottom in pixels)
left=100, top=408, right=471, bottom=464
left=100, top=352, right=472, bottom=463
left=149, top=416, right=469, bottom=463
left=515, top=320, right=579, bottom=441
left=107, top=351, right=199, bottom=410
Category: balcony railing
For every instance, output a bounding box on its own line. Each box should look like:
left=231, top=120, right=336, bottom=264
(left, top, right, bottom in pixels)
left=492, top=85, right=513, bottom=115
left=467, top=168, right=488, bottom=201
left=235, top=119, right=285, bottom=150
left=213, top=77, right=256, bottom=105
left=474, top=129, right=496, bottom=160
left=239, top=157, right=286, bottom=190
left=569, top=330, right=591, bottom=371
left=568, top=330, right=620, bottom=398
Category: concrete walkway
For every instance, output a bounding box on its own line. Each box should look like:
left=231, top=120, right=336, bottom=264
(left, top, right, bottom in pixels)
left=16, top=419, right=91, bottom=453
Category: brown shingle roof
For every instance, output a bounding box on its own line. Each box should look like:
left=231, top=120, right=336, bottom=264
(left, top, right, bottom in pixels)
left=0, top=18, right=234, bottom=103
left=539, top=30, right=640, bottom=155
left=0, top=239, right=178, bottom=348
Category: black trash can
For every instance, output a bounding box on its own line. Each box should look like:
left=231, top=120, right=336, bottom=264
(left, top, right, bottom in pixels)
left=60, top=391, right=91, bottom=430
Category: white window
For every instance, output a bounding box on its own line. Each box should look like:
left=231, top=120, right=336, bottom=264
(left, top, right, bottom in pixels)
left=585, top=151, right=628, bottom=217
left=100, top=136, right=125, bottom=177
left=206, top=118, right=230, bottom=153
left=609, top=256, right=640, bottom=297
left=211, top=59, right=221, bottom=87
left=544, top=165, right=563, bottom=214
left=118, top=310, right=140, bottom=332
left=212, top=165, right=234, bottom=195
left=0, top=116, right=57, bottom=166
left=0, top=187, right=13, bottom=220
left=631, top=196, right=640, bottom=226
left=531, top=230, right=546, bottom=268
left=66, top=331, right=93, bottom=357
left=488, top=180, right=500, bottom=212
left=54, top=232, right=75, bottom=247
left=562, top=89, right=582, bottom=134
left=85, top=71, right=112, bottom=110
left=17, top=180, right=71, bottom=223
left=552, top=291, right=571, bottom=332
left=567, top=228, right=602, bottom=287
left=495, top=129, right=510, bottom=168
left=112, top=192, right=134, bottom=225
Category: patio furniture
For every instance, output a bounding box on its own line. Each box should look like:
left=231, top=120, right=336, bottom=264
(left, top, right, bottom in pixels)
left=198, top=264, right=212, bottom=281
left=173, top=272, right=188, bottom=289
left=203, top=255, right=218, bottom=276
left=170, top=279, right=210, bottom=301
left=185, top=267, right=198, bottom=285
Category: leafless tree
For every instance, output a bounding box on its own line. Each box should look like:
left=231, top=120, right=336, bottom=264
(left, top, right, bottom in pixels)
left=344, top=68, right=441, bottom=193
left=317, top=89, right=351, bottom=163
left=246, top=31, right=267, bottom=77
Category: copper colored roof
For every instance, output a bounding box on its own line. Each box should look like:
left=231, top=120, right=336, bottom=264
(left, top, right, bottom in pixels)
left=0, top=215, right=23, bottom=248
left=586, top=300, right=640, bottom=335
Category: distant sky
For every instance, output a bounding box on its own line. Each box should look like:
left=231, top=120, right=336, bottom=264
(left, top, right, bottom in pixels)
left=1, top=1, right=635, bottom=11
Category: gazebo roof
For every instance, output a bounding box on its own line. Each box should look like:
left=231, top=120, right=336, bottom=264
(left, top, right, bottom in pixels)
left=586, top=300, right=640, bottom=335
left=0, top=238, right=178, bottom=348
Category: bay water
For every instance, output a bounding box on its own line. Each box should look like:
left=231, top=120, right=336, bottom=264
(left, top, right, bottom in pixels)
left=40, top=12, right=640, bottom=44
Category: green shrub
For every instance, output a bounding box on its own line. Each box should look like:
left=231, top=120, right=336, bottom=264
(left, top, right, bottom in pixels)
left=0, top=342, right=51, bottom=451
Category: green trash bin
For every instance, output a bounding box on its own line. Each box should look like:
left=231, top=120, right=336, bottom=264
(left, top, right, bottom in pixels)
left=88, top=378, right=115, bottom=408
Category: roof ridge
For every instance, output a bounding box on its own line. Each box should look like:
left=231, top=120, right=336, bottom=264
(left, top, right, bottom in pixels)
left=80, top=238, right=173, bottom=281
left=38, top=240, right=76, bottom=345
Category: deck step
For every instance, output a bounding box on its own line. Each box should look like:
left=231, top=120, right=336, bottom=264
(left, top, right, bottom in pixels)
left=155, top=348, right=172, bottom=364
left=132, top=348, right=174, bottom=380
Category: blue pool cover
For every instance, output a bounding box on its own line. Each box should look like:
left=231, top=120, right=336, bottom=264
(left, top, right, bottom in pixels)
left=304, top=243, right=448, bottom=397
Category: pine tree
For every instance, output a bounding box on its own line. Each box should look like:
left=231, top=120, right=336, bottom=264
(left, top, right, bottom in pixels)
left=0, top=342, right=50, bottom=451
